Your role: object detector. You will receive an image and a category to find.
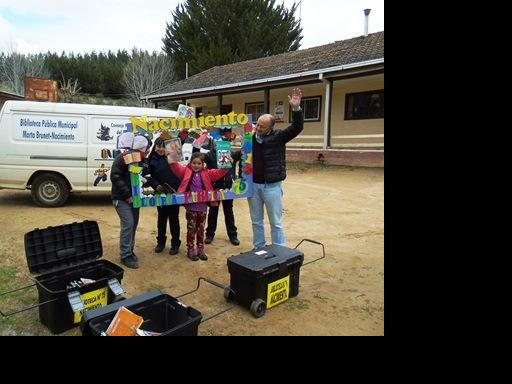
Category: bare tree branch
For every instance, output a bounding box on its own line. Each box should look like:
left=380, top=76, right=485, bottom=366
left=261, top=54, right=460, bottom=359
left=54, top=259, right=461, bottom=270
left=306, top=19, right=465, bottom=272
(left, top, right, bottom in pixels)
left=0, top=50, right=50, bottom=95
left=58, top=73, right=82, bottom=103
left=123, top=49, right=174, bottom=106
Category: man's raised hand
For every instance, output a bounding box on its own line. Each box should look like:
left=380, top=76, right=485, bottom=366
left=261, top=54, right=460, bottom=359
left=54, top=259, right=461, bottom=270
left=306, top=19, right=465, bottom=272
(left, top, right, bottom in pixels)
left=288, top=88, right=302, bottom=110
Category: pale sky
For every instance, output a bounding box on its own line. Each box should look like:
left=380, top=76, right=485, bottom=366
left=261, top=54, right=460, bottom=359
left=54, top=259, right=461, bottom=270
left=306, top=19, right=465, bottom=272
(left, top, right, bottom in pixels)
left=0, top=0, right=384, bottom=55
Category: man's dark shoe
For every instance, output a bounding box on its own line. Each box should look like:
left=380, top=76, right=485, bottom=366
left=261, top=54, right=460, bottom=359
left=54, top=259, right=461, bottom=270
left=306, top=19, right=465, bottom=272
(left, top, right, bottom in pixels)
left=121, top=256, right=139, bottom=269
left=205, top=235, right=214, bottom=244
left=229, top=236, right=240, bottom=246
left=154, top=243, right=165, bottom=253
left=132, top=253, right=139, bottom=262
left=169, top=241, right=181, bottom=255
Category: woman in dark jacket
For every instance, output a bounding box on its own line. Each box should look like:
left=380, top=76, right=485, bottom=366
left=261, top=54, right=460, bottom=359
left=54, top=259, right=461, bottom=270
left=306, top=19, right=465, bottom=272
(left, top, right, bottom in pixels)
left=147, top=137, right=182, bottom=255
left=203, top=140, right=241, bottom=246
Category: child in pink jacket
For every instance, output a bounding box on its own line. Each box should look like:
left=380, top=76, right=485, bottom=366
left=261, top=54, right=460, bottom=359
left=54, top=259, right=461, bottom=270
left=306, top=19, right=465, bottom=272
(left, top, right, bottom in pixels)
left=169, top=152, right=230, bottom=261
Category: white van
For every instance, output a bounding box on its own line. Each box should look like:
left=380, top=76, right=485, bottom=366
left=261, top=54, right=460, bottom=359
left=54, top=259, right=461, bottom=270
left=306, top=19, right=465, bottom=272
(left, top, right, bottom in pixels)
left=0, top=101, right=176, bottom=207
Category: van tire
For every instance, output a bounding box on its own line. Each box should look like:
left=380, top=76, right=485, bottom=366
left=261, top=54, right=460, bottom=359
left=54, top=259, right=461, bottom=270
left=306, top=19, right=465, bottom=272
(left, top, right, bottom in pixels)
left=31, top=174, right=70, bottom=207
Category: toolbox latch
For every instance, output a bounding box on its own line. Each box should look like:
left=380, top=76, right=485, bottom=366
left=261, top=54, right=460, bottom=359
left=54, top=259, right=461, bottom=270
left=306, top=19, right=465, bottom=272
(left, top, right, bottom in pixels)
left=67, top=290, right=85, bottom=312
left=108, top=278, right=125, bottom=297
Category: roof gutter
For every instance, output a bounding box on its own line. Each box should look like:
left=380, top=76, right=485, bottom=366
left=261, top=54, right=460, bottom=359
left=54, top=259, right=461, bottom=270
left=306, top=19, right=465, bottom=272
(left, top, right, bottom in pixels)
left=0, top=91, right=24, bottom=100
left=144, top=58, right=384, bottom=100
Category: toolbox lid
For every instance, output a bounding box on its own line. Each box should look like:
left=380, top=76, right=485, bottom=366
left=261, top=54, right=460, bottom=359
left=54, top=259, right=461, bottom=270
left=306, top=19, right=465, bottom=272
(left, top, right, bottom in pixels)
left=227, top=245, right=304, bottom=277
left=24, top=221, right=103, bottom=274
left=80, top=290, right=163, bottom=334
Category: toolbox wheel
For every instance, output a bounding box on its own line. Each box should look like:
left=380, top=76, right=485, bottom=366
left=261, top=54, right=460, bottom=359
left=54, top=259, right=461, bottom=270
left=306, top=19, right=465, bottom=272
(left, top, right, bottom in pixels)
left=223, top=287, right=235, bottom=302
left=250, top=299, right=266, bottom=318
left=112, top=295, right=126, bottom=303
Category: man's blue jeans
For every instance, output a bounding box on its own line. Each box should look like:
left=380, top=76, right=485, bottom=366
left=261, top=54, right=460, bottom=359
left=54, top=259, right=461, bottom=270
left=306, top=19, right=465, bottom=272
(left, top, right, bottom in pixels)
left=248, top=181, right=286, bottom=249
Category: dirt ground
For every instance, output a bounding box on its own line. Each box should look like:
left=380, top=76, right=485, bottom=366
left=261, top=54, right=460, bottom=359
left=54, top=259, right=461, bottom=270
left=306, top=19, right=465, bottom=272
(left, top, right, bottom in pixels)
left=0, top=164, right=384, bottom=336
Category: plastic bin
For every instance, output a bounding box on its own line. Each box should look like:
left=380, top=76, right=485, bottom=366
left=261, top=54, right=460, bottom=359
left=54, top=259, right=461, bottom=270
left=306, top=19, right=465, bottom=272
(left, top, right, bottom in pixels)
left=22, top=220, right=125, bottom=334
left=80, top=290, right=202, bottom=336
left=226, top=245, right=304, bottom=318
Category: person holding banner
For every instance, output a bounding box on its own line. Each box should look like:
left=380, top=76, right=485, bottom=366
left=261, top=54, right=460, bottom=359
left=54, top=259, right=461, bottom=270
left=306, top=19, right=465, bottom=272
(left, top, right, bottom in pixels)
left=111, top=133, right=152, bottom=269
left=204, top=141, right=242, bottom=246
left=167, top=152, right=232, bottom=261
left=147, top=137, right=182, bottom=255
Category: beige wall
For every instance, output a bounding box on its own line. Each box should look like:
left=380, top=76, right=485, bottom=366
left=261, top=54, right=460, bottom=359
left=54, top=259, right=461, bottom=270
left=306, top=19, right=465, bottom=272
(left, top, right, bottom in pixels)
left=330, top=75, right=384, bottom=148
left=186, top=73, right=384, bottom=149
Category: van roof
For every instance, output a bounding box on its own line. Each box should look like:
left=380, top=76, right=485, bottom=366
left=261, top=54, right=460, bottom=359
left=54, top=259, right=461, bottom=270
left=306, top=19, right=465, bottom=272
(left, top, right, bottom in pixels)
left=1, top=100, right=177, bottom=117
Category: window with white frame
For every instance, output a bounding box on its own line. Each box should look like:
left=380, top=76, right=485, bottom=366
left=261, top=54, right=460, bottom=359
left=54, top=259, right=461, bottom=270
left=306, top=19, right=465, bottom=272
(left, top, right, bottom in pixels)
left=289, top=96, right=321, bottom=122
left=245, top=102, right=265, bottom=123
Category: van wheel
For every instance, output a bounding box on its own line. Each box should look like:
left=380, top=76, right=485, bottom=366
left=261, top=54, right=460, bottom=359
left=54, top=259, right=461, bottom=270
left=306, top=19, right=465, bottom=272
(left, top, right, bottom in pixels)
left=31, top=174, right=70, bottom=207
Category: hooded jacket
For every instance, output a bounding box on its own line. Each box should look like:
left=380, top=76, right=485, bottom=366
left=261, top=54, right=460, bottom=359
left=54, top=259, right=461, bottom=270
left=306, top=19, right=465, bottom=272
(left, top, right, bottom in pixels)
left=111, top=133, right=149, bottom=201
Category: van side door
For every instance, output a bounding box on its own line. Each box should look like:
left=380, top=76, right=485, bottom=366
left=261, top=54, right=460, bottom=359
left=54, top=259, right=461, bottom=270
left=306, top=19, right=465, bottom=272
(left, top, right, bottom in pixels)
left=87, top=116, right=129, bottom=191
left=8, top=111, right=87, bottom=190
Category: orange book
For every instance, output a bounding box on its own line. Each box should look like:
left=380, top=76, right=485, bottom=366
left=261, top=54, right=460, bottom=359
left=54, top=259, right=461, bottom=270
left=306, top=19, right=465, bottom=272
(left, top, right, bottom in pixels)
left=106, top=306, right=144, bottom=336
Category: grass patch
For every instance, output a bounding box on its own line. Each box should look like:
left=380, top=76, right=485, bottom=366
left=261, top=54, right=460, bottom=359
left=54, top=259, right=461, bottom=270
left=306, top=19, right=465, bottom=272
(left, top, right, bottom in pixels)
left=0, top=267, right=50, bottom=335
left=285, top=298, right=310, bottom=311
left=0, top=267, right=18, bottom=291
left=313, top=293, right=330, bottom=303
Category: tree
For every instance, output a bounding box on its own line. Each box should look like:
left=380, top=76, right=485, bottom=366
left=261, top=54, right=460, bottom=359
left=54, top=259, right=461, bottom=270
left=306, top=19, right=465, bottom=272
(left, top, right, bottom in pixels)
left=0, top=52, right=50, bottom=95
left=162, top=0, right=302, bottom=79
left=45, top=50, right=130, bottom=97
left=123, top=49, right=175, bottom=106
left=58, top=74, right=82, bottom=103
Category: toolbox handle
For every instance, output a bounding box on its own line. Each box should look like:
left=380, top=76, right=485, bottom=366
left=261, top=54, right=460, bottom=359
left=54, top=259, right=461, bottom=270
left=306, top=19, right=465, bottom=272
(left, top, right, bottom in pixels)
left=294, top=238, right=326, bottom=267
left=176, top=277, right=236, bottom=323
left=25, top=272, right=68, bottom=295
left=0, top=283, right=58, bottom=317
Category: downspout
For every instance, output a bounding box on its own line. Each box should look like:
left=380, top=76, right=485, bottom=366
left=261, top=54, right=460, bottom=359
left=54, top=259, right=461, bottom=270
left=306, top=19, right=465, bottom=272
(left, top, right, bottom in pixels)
left=319, top=73, right=333, bottom=149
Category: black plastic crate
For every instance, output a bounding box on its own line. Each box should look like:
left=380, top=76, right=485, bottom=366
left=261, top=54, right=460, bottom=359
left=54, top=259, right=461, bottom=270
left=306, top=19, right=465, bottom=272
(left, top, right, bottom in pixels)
left=80, top=290, right=202, bottom=336
left=24, top=221, right=124, bottom=334
left=227, top=245, right=304, bottom=317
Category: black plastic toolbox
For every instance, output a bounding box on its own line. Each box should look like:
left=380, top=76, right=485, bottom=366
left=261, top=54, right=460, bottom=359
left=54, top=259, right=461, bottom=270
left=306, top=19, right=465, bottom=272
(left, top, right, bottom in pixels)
left=23, top=220, right=125, bottom=334
left=227, top=245, right=304, bottom=317
left=80, top=289, right=203, bottom=336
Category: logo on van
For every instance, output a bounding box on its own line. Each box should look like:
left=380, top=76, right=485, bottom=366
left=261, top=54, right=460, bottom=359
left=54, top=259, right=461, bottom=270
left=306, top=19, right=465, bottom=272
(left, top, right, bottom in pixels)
left=97, top=124, right=113, bottom=141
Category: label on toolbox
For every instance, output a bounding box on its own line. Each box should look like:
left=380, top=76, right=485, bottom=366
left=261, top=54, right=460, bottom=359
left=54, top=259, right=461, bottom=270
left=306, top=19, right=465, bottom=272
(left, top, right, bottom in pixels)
left=73, top=287, right=108, bottom=324
left=267, top=275, right=290, bottom=309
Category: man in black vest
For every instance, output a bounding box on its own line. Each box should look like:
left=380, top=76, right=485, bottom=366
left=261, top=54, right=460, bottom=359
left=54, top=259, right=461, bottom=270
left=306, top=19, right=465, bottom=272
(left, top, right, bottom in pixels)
left=248, top=88, right=303, bottom=249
